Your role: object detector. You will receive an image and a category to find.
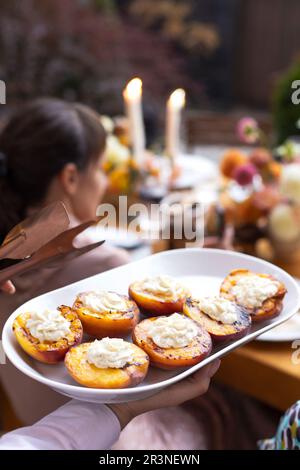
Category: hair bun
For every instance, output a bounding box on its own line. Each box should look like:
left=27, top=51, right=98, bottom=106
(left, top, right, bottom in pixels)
left=0, top=152, right=7, bottom=177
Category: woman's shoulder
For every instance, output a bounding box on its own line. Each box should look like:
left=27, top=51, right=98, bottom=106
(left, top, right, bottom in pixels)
left=45, top=242, right=130, bottom=291
left=89, top=243, right=130, bottom=270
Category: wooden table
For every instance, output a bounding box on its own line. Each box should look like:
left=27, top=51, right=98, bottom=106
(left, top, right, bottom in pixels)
left=215, top=340, right=300, bottom=411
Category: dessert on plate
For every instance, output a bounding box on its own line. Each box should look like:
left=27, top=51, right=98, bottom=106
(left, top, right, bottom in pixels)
left=183, top=296, right=251, bottom=342
left=73, top=290, right=140, bottom=338
left=129, top=275, right=189, bottom=316
left=13, top=305, right=83, bottom=364
left=133, top=312, right=212, bottom=370
left=64, top=337, right=149, bottom=388
left=220, top=269, right=287, bottom=322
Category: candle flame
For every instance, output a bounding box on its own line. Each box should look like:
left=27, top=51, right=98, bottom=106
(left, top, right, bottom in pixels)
left=169, top=88, right=186, bottom=109
left=123, top=77, right=142, bottom=100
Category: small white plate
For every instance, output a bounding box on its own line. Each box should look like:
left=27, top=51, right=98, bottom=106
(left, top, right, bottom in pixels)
left=256, top=312, right=300, bottom=342
left=2, top=249, right=300, bottom=404
left=172, top=154, right=217, bottom=189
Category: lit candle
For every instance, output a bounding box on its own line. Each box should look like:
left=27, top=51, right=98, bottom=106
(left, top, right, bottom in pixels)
left=166, top=88, right=186, bottom=161
left=123, top=77, right=146, bottom=165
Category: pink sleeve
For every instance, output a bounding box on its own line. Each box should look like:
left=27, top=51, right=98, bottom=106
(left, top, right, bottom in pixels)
left=0, top=400, right=121, bottom=450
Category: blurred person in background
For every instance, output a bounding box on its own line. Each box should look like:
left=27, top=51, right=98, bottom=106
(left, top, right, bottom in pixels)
left=0, top=99, right=129, bottom=424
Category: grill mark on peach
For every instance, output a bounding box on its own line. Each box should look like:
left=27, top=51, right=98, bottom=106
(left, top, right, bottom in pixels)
left=78, top=309, right=134, bottom=319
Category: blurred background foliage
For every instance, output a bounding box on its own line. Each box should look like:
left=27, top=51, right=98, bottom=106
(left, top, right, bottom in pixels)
left=127, top=0, right=220, bottom=56
left=0, top=0, right=299, bottom=140
left=0, top=0, right=212, bottom=115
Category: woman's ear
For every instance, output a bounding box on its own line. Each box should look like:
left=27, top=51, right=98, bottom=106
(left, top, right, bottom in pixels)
left=59, top=163, right=80, bottom=196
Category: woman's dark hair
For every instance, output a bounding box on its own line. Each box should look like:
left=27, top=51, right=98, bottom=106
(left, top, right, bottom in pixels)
left=0, top=98, right=106, bottom=242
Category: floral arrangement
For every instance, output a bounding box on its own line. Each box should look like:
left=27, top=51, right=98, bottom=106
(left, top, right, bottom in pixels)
left=219, top=117, right=300, bottom=261
left=101, top=115, right=162, bottom=194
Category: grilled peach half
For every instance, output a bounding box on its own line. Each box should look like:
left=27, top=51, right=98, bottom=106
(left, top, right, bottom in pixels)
left=132, top=316, right=212, bottom=370
left=183, top=297, right=251, bottom=343
left=13, top=306, right=83, bottom=364
left=64, top=341, right=149, bottom=389
left=73, top=292, right=140, bottom=338
left=220, top=269, right=287, bottom=323
left=129, top=277, right=189, bottom=316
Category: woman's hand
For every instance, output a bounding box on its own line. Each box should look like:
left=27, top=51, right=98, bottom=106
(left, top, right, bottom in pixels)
left=0, top=280, right=15, bottom=294
left=109, top=359, right=221, bottom=428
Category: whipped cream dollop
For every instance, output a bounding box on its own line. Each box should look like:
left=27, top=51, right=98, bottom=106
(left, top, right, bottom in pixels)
left=141, top=275, right=184, bottom=297
left=79, top=290, right=127, bottom=312
left=197, top=297, right=238, bottom=324
left=148, top=313, right=198, bottom=348
left=26, top=309, right=71, bottom=342
left=87, top=338, right=134, bottom=369
left=232, top=275, right=279, bottom=308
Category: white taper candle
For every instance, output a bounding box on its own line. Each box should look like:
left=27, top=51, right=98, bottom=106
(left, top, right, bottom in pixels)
left=166, top=88, right=186, bottom=161
left=123, top=78, right=146, bottom=165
